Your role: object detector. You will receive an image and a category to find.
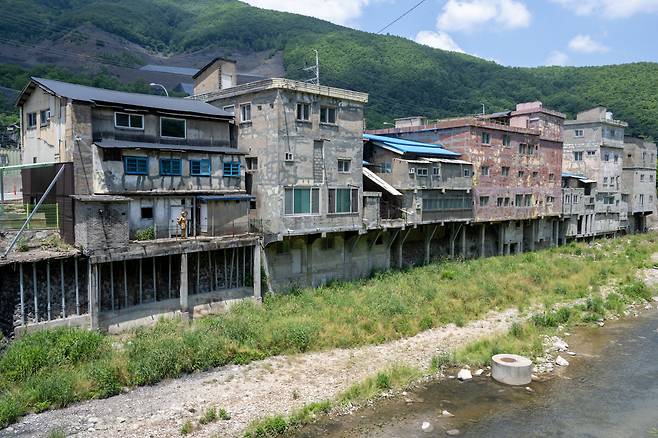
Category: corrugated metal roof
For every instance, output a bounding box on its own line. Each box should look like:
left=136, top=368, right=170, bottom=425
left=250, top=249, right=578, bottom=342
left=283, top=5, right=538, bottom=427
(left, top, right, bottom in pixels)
left=425, top=158, right=473, bottom=165
left=363, top=167, right=403, bottom=196
left=95, top=139, right=244, bottom=154
left=197, top=195, right=253, bottom=202
left=562, top=172, right=596, bottom=183
left=363, top=133, right=460, bottom=157
left=22, top=78, right=232, bottom=118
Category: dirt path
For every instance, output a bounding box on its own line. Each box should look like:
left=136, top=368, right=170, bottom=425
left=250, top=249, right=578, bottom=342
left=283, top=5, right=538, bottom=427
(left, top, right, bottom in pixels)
left=8, top=308, right=520, bottom=438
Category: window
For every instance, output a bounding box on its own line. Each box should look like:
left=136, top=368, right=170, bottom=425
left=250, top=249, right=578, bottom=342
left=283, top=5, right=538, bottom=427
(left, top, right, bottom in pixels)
left=603, top=177, right=608, bottom=186
left=140, top=207, right=153, bottom=219
left=285, top=152, right=294, bottom=162
left=651, top=175, right=655, bottom=182
left=518, top=170, right=525, bottom=178
left=432, top=167, right=440, bottom=176
left=574, top=129, right=584, bottom=138
left=222, top=105, right=235, bottom=115
left=504, top=197, right=510, bottom=206
left=497, top=197, right=504, bottom=207
left=246, top=157, right=258, bottom=170
left=320, top=106, right=336, bottom=124
left=296, top=103, right=310, bottom=121
left=503, top=134, right=511, bottom=147
left=160, top=158, right=182, bottom=176
left=604, top=153, right=610, bottom=162
left=160, top=117, right=186, bottom=138
left=285, top=187, right=320, bottom=215
left=124, top=156, right=148, bottom=175
left=515, top=194, right=523, bottom=206
left=337, top=159, right=351, bottom=173
left=416, top=167, right=428, bottom=176
left=640, top=174, right=645, bottom=182
left=479, top=196, right=490, bottom=207
left=481, top=132, right=491, bottom=144
left=524, top=194, right=532, bottom=207
left=528, top=145, right=535, bottom=155
left=422, top=197, right=470, bottom=211
left=27, top=112, right=37, bottom=128
left=239, top=103, right=252, bottom=123
left=532, top=171, right=538, bottom=178
left=329, top=188, right=358, bottom=213
left=587, top=150, right=596, bottom=156
left=223, top=161, right=241, bottom=177
left=481, top=165, right=490, bottom=176
left=518, top=144, right=527, bottom=154
left=549, top=173, right=555, bottom=181
left=501, top=166, right=510, bottom=176
left=546, top=196, right=555, bottom=204
left=573, top=195, right=579, bottom=204
left=114, top=112, right=144, bottom=130
left=39, top=109, right=50, bottom=126
left=463, top=168, right=471, bottom=177
left=190, top=159, right=211, bottom=176
left=574, top=151, right=583, bottom=161
left=614, top=154, right=619, bottom=162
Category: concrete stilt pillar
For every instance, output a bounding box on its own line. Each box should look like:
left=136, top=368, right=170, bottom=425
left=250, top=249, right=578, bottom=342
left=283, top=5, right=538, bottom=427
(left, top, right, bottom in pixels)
left=424, top=226, right=437, bottom=265
left=88, top=263, right=99, bottom=330
left=449, top=224, right=456, bottom=258
left=499, top=223, right=505, bottom=255
left=461, top=224, right=466, bottom=258
left=180, top=253, right=189, bottom=315
left=396, top=228, right=411, bottom=268
left=480, top=224, right=486, bottom=258
left=518, top=221, right=524, bottom=253
left=253, top=244, right=261, bottom=301
left=530, top=221, right=536, bottom=251
left=306, top=238, right=313, bottom=287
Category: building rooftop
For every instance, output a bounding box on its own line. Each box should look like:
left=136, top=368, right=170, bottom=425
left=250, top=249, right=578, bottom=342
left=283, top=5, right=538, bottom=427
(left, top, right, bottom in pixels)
left=192, top=78, right=369, bottom=103
left=18, top=77, right=233, bottom=119
left=364, top=133, right=460, bottom=157
left=95, top=139, right=242, bottom=154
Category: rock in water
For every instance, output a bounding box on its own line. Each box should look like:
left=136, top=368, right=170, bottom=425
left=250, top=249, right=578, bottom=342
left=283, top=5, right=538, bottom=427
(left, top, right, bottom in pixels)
left=421, top=421, right=434, bottom=433
left=474, top=369, right=484, bottom=376
left=446, top=429, right=461, bottom=436
left=555, top=355, right=569, bottom=366
left=457, top=369, right=472, bottom=381
left=441, top=410, right=455, bottom=417
left=553, top=339, right=569, bottom=351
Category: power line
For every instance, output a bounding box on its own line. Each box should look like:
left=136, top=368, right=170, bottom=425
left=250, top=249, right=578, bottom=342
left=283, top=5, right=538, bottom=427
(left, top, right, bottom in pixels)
left=376, top=0, right=430, bottom=34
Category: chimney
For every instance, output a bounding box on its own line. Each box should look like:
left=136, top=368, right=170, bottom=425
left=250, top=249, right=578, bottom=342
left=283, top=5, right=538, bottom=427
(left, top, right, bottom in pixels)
left=192, top=58, right=238, bottom=96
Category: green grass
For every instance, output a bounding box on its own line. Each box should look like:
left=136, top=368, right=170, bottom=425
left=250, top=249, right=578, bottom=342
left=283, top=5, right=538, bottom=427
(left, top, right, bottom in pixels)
left=180, top=419, right=193, bottom=435
left=0, top=234, right=656, bottom=428
left=199, top=406, right=218, bottom=425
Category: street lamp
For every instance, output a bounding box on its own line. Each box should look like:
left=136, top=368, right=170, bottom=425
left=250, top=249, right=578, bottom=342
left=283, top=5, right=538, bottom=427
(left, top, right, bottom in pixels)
left=149, top=83, right=169, bottom=97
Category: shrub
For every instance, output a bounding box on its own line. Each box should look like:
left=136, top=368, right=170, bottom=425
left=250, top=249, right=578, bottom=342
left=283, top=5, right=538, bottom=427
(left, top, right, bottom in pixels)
left=271, top=319, right=320, bottom=353
left=0, top=393, right=23, bottom=429
left=24, top=369, right=78, bottom=412
left=0, top=328, right=106, bottom=382
left=180, top=419, right=193, bottom=435
left=85, top=359, right=125, bottom=399
left=619, top=280, right=652, bottom=301
left=429, top=352, right=452, bottom=372
left=244, top=415, right=288, bottom=438
left=134, top=226, right=155, bottom=241
left=199, top=406, right=217, bottom=425
left=219, top=407, right=231, bottom=421
left=510, top=322, right=524, bottom=338
left=375, top=372, right=390, bottom=390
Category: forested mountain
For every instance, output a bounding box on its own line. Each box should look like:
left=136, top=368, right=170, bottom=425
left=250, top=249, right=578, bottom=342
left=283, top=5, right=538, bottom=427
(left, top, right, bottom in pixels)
left=0, top=0, right=656, bottom=138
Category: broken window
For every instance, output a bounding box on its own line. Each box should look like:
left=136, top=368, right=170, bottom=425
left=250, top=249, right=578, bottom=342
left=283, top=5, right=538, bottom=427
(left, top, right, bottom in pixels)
left=140, top=207, right=153, bottom=219
left=320, top=106, right=336, bottom=124
left=532, top=171, right=538, bottom=178
left=296, top=103, right=311, bottom=121
left=39, top=109, right=51, bottom=126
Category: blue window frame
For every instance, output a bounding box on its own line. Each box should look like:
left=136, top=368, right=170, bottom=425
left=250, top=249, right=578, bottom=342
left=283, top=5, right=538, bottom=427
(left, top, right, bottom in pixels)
left=160, top=158, right=182, bottom=176
left=190, top=159, right=211, bottom=176
left=124, top=156, right=148, bottom=175
left=223, top=161, right=241, bottom=177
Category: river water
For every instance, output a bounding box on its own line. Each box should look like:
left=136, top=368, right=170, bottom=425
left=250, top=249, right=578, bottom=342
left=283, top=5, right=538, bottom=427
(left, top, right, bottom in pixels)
left=297, top=309, right=658, bottom=438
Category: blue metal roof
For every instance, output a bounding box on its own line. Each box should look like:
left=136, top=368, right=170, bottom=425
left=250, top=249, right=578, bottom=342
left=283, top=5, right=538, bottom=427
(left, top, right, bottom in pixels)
left=363, top=133, right=459, bottom=157
left=197, top=195, right=254, bottom=202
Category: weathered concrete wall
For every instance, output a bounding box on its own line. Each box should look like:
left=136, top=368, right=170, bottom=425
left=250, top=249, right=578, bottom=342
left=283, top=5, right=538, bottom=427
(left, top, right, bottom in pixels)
left=21, top=88, right=67, bottom=164
left=75, top=200, right=129, bottom=252
left=92, top=146, right=243, bottom=194
left=622, top=138, right=656, bottom=214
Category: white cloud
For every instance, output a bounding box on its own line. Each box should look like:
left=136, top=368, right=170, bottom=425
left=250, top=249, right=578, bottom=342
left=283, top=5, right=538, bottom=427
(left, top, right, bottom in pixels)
left=436, top=0, right=531, bottom=32
left=241, top=0, right=370, bottom=25
left=545, top=50, right=569, bottom=66
left=414, top=30, right=465, bottom=53
left=551, top=0, right=658, bottom=18
left=568, top=34, right=609, bottom=53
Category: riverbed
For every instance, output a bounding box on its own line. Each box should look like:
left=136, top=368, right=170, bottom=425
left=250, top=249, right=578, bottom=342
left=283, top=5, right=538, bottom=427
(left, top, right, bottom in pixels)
left=296, top=308, right=658, bottom=438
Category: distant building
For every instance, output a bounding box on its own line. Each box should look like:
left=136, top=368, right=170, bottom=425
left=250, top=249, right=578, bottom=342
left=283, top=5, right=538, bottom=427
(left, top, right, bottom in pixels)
left=622, top=136, right=656, bottom=232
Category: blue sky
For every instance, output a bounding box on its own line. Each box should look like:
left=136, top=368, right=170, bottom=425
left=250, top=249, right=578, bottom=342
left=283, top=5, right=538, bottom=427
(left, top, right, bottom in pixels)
left=242, top=0, right=658, bottom=67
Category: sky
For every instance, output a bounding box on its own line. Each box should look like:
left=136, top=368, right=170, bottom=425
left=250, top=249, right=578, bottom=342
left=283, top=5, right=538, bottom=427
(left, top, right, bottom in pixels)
left=241, top=0, right=658, bottom=67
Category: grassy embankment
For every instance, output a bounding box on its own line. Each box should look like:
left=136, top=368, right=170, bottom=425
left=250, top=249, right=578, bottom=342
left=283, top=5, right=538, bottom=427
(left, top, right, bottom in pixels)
left=1, top=234, right=657, bottom=430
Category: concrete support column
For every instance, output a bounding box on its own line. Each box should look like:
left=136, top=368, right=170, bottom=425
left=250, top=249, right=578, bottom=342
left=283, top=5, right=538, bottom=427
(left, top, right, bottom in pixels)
left=461, top=224, right=467, bottom=258
left=88, top=263, right=99, bottom=330
left=480, top=224, right=486, bottom=258
left=253, top=245, right=261, bottom=301
left=449, top=224, right=456, bottom=258
left=499, top=223, right=505, bottom=255
left=530, top=221, right=536, bottom=252
left=305, top=238, right=313, bottom=287
left=424, top=226, right=437, bottom=265
left=518, top=222, right=524, bottom=253
left=180, top=253, right=189, bottom=315
left=396, top=229, right=411, bottom=269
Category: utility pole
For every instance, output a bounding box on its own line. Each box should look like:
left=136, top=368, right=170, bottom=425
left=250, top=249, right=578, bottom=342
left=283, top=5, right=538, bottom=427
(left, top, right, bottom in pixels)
left=303, top=50, right=320, bottom=85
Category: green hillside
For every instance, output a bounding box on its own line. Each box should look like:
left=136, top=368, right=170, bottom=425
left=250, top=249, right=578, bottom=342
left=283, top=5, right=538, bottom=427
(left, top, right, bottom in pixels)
left=0, top=0, right=657, bottom=138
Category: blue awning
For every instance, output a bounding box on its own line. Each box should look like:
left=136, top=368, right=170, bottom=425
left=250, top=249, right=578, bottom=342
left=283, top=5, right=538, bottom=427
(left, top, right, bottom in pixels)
left=363, top=133, right=460, bottom=157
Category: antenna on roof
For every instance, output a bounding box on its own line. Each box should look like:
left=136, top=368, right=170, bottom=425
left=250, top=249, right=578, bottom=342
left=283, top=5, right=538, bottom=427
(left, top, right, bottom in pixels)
left=302, top=50, right=320, bottom=85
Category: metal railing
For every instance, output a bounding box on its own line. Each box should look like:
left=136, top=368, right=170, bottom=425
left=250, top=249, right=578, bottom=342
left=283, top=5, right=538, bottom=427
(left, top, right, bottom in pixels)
left=0, top=203, right=59, bottom=231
